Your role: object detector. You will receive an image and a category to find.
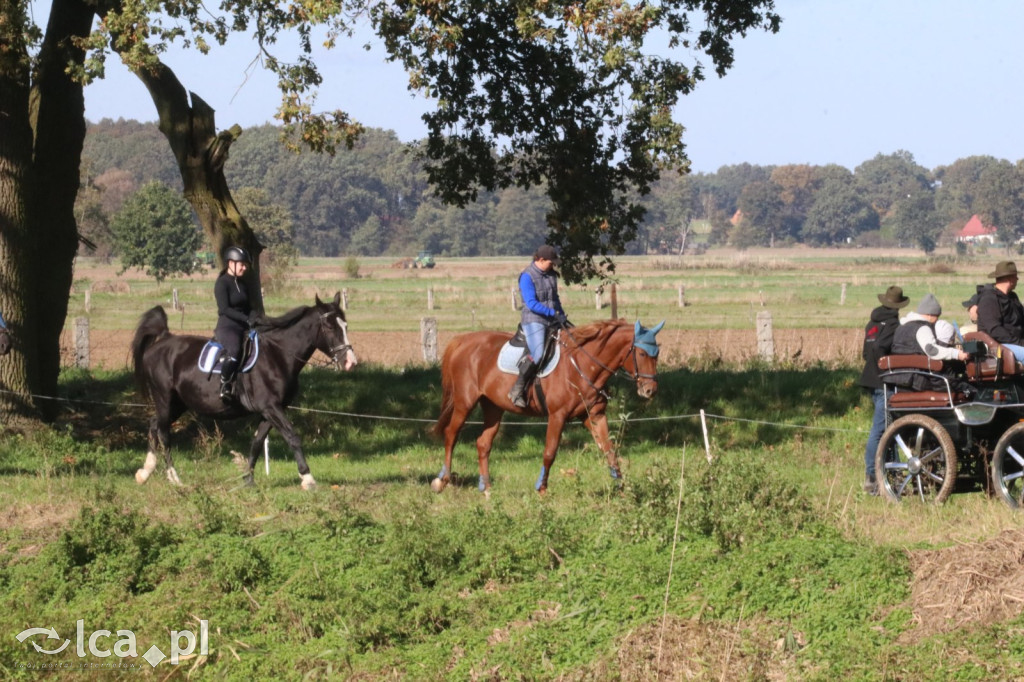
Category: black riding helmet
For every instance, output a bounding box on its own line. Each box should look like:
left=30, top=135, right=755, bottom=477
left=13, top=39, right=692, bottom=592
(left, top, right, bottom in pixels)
left=223, top=245, right=252, bottom=264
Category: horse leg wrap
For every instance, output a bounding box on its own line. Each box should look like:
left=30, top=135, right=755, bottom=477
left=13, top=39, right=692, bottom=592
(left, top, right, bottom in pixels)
left=609, top=466, right=621, bottom=480
left=135, top=451, right=158, bottom=484
left=535, top=466, right=547, bottom=491
left=478, top=474, right=490, bottom=492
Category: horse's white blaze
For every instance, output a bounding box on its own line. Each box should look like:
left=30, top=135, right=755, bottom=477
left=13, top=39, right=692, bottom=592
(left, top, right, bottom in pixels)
left=134, top=451, right=158, bottom=484
left=336, top=319, right=358, bottom=370
left=301, top=473, right=317, bottom=490
left=166, top=467, right=182, bottom=485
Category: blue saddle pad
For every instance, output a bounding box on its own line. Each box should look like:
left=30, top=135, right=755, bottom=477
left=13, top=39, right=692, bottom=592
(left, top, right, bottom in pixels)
left=198, top=331, right=260, bottom=374
left=497, top=339, right=559, bottom=377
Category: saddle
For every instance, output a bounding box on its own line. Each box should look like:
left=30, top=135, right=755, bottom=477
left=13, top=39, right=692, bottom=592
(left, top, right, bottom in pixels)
left=497, top=324, right=560, bottom=377
left=198, top=330, right=260, bottom=375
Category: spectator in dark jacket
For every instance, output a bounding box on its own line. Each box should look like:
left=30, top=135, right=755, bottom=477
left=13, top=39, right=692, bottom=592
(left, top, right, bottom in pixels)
left=858, top=285, right=908, bottom=495
left=976, top=260, right=1024, bottom=363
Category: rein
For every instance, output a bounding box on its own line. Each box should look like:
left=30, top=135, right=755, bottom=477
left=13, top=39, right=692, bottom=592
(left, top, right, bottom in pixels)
left=559, top=324, right=656, bottom=393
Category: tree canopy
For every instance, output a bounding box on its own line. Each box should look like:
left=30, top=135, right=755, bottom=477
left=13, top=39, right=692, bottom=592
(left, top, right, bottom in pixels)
left=1, top=0, right=781, bottom=418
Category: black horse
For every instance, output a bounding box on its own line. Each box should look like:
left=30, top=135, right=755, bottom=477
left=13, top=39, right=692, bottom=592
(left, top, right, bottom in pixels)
left=131, top=293, right=357, bottom=490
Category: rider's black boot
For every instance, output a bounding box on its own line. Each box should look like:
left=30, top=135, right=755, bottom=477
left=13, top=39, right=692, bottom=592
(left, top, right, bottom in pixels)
left=507, top=355, right=538, bottom=408
left=219, top=358, right=238, bottom=401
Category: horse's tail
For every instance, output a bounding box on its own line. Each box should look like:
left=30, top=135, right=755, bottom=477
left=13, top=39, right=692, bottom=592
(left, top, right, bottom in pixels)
left=432, top=335, right=462, bottom=439
left=131, top=306, right=170, bottom=396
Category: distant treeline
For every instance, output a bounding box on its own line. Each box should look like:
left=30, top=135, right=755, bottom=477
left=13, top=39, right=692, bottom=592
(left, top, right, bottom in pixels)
left=79, top=119, right=1023, bottom=257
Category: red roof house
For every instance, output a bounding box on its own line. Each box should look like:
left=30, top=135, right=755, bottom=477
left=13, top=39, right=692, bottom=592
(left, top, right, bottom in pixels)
left=958, top=215, right=997, bottom=243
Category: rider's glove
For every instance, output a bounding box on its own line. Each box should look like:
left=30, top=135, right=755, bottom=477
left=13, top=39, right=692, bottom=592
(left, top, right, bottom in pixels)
left=556, top=312, right=572, bottom=328
left=247, top=311, right=261, bottom=328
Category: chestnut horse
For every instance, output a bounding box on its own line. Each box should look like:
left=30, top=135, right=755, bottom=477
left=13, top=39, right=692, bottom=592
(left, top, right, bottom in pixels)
left=431, top=319, right=664, bottom=493
left=131, top=293, right=357, bottom=490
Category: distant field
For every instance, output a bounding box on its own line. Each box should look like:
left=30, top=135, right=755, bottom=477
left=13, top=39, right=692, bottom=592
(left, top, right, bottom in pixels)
left=63, top=247, right=1003, bottom=369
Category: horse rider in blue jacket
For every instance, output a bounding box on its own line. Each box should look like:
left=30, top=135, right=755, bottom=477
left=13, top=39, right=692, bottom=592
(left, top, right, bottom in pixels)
left=508, top=244, right=570, bottom=408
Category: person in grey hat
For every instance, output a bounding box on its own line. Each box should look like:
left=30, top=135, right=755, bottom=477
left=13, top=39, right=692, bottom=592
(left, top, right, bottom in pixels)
left=508, top=244, right=571, bottom=408
left=857, top=285, right=909, bottom=495
left=977, top=260, right=1024, bottom=363
left=891, top=294, right=970, bottom=362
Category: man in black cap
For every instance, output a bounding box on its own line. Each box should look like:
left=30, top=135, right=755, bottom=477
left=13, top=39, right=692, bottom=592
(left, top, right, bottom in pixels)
left=858, top=285, right=909, bottom=495
left=976, top=260, right=1024, bottom=363
left=508, top=244, right=570, bottom=408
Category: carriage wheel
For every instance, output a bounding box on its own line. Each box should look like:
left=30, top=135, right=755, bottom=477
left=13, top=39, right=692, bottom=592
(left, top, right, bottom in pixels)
left=991, top=422, right=1024, bottom=509
left=875, top=414, right=957, bottom=504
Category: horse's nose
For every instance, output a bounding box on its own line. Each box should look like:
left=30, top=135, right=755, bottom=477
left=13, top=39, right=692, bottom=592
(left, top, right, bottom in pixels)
left=637, top=381, right=657, bottom=399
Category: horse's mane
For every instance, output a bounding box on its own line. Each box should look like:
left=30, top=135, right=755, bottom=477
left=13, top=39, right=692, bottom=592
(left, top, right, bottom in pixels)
left=260, top=305, right=313, bottom=329
left=563, top=319, right=627, bottom=345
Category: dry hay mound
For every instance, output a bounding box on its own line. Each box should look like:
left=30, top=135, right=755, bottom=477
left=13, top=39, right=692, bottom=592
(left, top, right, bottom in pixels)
left=901, top=528, right=1024, bottom=642
left=564, top=616, right=798, bottom=681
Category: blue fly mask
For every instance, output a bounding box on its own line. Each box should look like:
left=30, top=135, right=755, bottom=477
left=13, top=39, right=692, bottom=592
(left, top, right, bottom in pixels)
left=633, top=320, right=665, bottom=356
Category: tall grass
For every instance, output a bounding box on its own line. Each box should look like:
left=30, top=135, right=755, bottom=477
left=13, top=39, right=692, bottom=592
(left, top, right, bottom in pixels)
left=1, top=356, right=1021, bottom=679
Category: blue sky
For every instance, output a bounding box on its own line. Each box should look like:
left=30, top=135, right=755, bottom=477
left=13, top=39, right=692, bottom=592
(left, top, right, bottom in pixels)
left=73, top=0, right=1024, bottom=174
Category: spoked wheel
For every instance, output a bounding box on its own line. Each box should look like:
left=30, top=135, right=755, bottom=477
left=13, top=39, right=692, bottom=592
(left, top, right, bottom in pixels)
left=875, top=414, right=957, bottom=504
left=991, top=422, right=1024, bottom=509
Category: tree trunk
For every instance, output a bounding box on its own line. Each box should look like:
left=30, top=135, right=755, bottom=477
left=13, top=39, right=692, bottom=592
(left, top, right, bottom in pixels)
left=129, top=60, right=264, bottom=312
left=0, top=0, right=38, bottom=420
left=0, top=0, right=93, bottom=422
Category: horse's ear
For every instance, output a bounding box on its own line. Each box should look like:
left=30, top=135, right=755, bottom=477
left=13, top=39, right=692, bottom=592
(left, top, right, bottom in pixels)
left=315, top=293, right=324, bottom=307
left=650, top=320, right=665, bottom=335
left=332, top=291, right=341, bottom=307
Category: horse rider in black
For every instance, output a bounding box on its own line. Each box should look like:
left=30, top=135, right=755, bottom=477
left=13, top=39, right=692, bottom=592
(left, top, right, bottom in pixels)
left=214, top=245, right=258, bottom=400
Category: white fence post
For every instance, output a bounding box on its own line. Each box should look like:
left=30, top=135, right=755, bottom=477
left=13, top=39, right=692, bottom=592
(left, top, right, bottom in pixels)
left=75, top=317, right=90, bottom=369
left=420, top=317, right=438, bottom=363
left=756, top=310, right=774, bottom=361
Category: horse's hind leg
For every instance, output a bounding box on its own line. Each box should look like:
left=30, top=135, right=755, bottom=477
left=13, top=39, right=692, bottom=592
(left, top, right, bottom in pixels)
left=431, top=400, right=475, bottom=493
left=244, top=420, right=274, bottom=486
left=474, top=401, right=504, bottom=495
left=136, top=398, right=184, bottom=486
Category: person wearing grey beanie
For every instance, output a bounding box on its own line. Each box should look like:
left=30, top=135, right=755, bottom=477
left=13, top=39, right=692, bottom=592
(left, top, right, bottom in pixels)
left=892, top=294, right=969, bottom=362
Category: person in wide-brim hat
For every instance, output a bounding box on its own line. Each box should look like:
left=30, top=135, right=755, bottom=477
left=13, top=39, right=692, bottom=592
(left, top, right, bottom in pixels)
left=989, top=260, right=1018, bottom=279
left=877, top=285, right=910, bottom=309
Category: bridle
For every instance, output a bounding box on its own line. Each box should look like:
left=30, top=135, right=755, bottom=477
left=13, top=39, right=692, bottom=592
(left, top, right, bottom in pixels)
left=560, top=325, right=658, bottom=397
left=318, top=310, right=353, bottom=365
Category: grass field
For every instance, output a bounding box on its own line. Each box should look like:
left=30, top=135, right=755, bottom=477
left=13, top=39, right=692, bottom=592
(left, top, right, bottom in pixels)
left=2, top=246, right=1023, bottom=680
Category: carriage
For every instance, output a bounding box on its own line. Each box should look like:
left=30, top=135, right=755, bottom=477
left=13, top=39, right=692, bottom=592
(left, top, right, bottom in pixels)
left=875, top=331, right=1024, bottom=507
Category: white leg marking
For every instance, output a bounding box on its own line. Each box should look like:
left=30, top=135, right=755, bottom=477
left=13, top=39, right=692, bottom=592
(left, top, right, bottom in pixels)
left=300, top=473, right=317, bottom=491
left=134, top=451, right=158, bottom=485
left=166, top=468, right=182, bottom=486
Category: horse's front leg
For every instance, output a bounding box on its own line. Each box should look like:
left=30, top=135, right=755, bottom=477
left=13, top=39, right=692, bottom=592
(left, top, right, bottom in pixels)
left=244, top=420, right=275, bottom=486
left=261, top=407, right=316, bottom=490
left=535, top=415, right=567, bottom=494
left=583, top=412, right=622, bottom=484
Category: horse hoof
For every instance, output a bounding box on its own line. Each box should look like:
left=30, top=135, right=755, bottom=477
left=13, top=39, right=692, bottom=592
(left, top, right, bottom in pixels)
left=430, top=477, right=446, bottom=493
left=135, top=469, right=151, bottom=485
left=483, top=488, right=491, bottom=500
left=301, top=474, right=317, bottom=491
left=166, top=468, right=182, bottom=486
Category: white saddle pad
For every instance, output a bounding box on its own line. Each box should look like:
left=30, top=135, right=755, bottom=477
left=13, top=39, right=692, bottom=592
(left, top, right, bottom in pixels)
left=497, top=341, right=559, bottom=378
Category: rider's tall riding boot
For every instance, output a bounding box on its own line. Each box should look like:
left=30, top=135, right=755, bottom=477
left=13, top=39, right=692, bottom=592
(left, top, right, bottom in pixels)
left=219, top=358, right=239, bottom=401
left=507, top=355, right=539, bottom=408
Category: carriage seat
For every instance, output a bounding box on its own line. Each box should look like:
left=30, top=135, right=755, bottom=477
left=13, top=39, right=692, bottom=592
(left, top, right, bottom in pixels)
left=962, top=331, right=1020, bottom=379
left=876, top=355, right=944, bottom=373
left=887, top=390, right=969, bottom=409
